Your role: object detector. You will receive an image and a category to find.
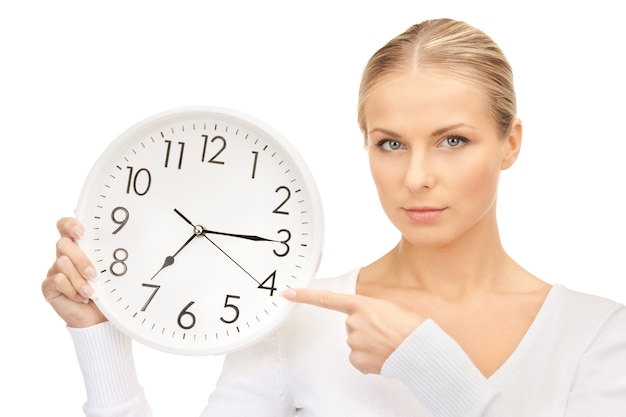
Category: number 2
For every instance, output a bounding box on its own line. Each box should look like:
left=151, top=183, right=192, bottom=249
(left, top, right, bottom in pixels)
left=273, top=186, right=290, bottom=215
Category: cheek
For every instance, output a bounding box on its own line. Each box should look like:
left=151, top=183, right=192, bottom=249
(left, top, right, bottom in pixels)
left=453, top=155, right=502, bottom=209
left=368, top=156, right=401, bottom=200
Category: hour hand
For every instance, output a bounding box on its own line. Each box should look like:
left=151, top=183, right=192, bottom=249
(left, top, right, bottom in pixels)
left=150, top=232, right=198, bottom=280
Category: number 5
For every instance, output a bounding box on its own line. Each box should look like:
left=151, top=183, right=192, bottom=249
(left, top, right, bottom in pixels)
left=220, top=294, right=241, bottom=324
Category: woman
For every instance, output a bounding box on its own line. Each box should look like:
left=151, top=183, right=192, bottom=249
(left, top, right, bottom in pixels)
left=43, top=18, right=626, bottom=416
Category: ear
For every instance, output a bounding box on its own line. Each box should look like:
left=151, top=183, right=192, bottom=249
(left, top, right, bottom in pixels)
left=500, top=118, right=522, bottom=170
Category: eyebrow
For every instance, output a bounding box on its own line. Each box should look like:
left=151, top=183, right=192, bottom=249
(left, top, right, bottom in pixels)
left=431, top=123, right=474, bottom=137
left=368, top=123, right=474, bottom=138
left=367, top=127, right=401, bottom=138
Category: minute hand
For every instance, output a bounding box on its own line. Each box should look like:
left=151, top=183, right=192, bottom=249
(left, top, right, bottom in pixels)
left=202, top=228, right=279, bottom=242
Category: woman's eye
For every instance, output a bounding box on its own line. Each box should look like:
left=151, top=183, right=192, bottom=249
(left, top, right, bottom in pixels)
left=377, top=139, right=404, bottom=151
left=441, top=135, right=468, bottom=148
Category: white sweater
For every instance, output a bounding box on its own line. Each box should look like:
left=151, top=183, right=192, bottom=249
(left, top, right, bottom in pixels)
left=69, top=269, right=626, bottom=416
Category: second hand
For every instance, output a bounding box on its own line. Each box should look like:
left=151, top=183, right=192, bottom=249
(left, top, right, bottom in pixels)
left=202, top=234, right=261, bottom=286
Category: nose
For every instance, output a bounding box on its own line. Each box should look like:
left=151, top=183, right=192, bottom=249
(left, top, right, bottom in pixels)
left=404, top=149, right=435, bottom=191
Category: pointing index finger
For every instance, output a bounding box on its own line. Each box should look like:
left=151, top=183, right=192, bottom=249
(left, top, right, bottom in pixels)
left=282, top=288, right=357, bottom=314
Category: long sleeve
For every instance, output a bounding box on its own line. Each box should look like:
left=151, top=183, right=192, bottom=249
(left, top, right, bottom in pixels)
left=565, top=307, right=626, bottom=416
left=68, top=322, right=152, bottom=417
left=67, top=321, right=295, bottom=417
left=381, top=320, right=509, bottom=417
left=382, top=304, right=626, bottom=417
left=200, top=330, right=295, bottom=417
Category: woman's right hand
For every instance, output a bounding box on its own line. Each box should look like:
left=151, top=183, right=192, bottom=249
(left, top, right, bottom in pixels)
left=42, top=217, right=107, bottom=328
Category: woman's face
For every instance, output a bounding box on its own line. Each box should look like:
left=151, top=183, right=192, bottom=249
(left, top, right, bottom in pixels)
left=364, top=70, right=521, bottom=248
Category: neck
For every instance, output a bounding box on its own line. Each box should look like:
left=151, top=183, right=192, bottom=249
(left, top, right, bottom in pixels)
left=378, top=212, right=519, bottom=299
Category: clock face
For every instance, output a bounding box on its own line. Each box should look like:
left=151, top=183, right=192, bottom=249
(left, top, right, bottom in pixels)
left=76, top=107, right=324, bottom=355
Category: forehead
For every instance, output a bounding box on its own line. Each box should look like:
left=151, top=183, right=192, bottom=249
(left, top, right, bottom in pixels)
left=364, top=71, right=492, bottom=134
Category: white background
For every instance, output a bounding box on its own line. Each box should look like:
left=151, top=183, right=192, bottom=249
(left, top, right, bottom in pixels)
left=1, top=1, right=624, bottom=415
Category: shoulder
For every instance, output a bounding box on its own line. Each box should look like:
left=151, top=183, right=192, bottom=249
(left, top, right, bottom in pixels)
left=551, top=284, right=624, bottom=321
left=542, top=284, right=626, bottom=351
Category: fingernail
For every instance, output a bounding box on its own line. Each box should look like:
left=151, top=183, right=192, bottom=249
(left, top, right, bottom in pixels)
left=77, top=294, right=90, bottom=304
left=72, top=226, right=84, bottom=239
left=83, top=266, right=97, bottom=279
left=281, top=289, right=296, bottom=300
left=80, top=285, right=94, bottom=299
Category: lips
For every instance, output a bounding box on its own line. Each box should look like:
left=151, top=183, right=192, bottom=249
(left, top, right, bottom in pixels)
left=403, top=207, right=446, bottom=222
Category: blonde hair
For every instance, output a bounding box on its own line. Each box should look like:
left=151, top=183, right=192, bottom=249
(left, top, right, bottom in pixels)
left=357, top=18, right=516, bottom=143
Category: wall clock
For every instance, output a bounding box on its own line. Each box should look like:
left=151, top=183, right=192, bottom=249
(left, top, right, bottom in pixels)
left=76, top=106, right=324, bottom=355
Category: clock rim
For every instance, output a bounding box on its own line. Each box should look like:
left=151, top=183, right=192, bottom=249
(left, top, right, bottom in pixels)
left=75, top=105, right=325, bottom=355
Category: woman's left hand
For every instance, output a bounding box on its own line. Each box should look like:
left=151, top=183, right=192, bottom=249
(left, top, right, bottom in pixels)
left=283, top=288, right=425, bottom=374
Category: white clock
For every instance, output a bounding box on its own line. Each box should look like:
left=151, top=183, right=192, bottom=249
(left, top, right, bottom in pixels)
left=76, top=106, right=324, bottom=355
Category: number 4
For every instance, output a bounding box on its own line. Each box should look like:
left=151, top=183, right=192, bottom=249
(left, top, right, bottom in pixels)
left=258, top=270, right=278, bottom=296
